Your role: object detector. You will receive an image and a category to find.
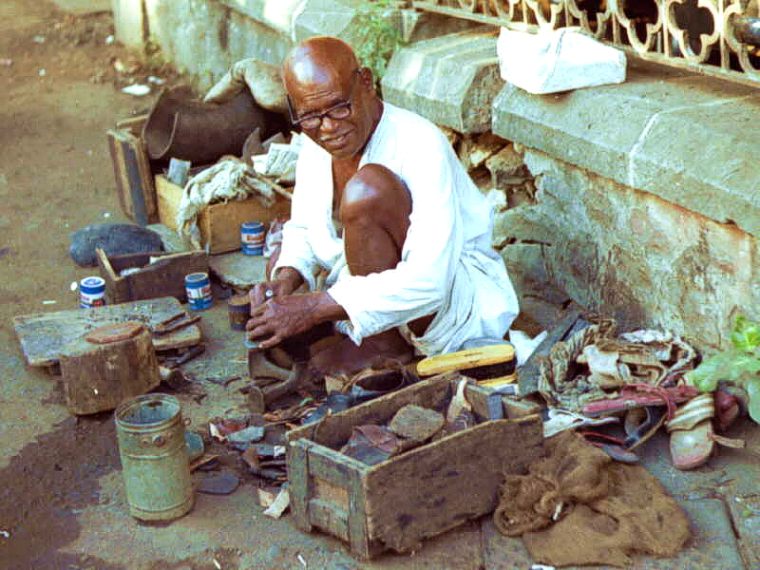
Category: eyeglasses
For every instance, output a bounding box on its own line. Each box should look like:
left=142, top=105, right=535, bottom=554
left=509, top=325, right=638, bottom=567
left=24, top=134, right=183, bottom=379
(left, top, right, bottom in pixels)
left=287, top=69, right=360, bottom=131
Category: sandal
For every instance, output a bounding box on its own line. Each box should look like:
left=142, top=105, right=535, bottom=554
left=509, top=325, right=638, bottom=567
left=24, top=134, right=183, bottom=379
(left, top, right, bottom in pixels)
left=623, top=406, right=667, bottom=450
left=667, top=394, right=715, bottom=470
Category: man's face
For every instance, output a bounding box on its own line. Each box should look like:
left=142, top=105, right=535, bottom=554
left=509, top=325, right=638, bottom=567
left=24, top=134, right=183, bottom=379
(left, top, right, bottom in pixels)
left=287, top=68, right=375, bottom=160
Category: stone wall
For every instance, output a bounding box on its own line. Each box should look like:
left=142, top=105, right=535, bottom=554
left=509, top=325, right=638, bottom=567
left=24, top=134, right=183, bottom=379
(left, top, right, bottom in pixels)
left=495, top=149, right=759, bottom=349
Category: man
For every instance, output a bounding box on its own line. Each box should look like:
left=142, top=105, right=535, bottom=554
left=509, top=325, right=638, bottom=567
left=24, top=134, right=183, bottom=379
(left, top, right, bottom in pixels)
left=246, top=36, right=518, bottom=376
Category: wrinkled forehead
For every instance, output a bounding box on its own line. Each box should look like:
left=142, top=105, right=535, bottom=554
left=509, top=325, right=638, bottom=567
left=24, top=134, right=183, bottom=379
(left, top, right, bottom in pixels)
left=284, top=58, right=352, bottom=101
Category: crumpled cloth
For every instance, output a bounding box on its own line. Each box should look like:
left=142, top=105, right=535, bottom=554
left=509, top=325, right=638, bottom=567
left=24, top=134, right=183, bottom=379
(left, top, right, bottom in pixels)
left=494, top=432, right=690, bottom=568
left=537, top=320, right=697, bottom=412
left=203, top=58, right=287, bottom=112
left=177, top=158, right=276, bottom=249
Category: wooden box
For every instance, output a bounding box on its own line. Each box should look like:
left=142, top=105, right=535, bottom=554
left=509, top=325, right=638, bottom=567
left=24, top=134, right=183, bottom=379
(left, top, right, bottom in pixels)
left=96, top=248, right=209, bottom=304
left=107, top=115, right=159, bottom=225
left=286, top=375, right=544, bottom=559
left=156, top=175, right=291, bottom=255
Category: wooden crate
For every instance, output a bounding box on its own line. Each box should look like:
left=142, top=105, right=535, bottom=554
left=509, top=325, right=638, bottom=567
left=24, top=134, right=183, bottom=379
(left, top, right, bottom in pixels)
left=107, top=115, right=158, bottom=225
left=96, top=248, right=209, bottom=304
left=286, top=375, right=544, bottom=559
left=156, top=175, right=291, bottom=255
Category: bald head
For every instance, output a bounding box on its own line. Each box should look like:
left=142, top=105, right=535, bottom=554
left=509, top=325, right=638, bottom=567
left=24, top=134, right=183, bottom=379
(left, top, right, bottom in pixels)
left=282, top=36, right=382, bottom=160
left=283, top=36, right=358, bottom=91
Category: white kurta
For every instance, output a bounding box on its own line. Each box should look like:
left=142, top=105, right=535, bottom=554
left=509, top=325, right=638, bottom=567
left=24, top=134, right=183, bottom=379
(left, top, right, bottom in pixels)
left=273, top=103, right=519, bottom=356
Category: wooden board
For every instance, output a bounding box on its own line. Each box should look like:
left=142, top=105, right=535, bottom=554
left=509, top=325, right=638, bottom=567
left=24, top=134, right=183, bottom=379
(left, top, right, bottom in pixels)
left=156, top=175, right=291, bottom=254
left=365, top=418, right=542, bottom=553
left=13, top=297, right=202, bottom=368
left=107, top=126, right=158, bottom=226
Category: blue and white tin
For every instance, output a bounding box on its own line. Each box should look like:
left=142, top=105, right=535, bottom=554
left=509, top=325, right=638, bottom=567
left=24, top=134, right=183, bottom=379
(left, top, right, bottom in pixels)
left=79, top=276, right=107, bottom=309
left=240, top=221, right=266, bottom=256
left=184, top=272, right=213, bottom=311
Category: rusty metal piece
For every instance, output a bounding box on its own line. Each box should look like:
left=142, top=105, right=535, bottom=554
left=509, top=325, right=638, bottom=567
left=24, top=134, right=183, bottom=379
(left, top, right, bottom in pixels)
left=142, top=86, right=287, bottom=165
left=153, top=313, right=201, bottom=336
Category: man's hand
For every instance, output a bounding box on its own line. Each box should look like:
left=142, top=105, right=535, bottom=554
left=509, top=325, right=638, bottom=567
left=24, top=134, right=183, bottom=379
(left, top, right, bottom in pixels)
left=249, top=267, right=304, bottom=308
left=246, top=291, right=346, bottom=349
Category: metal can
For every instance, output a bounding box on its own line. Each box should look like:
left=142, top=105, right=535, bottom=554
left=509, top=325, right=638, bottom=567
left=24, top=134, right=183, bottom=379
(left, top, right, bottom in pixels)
left=79, top=276, right=106, bottom=309
left=114, top=394, right=194, bottom=521
left=227, top=294, right=251, bottom=331
left=184, top=272, right=212, bottom=311
left=240, top=221, right=265, bottom=256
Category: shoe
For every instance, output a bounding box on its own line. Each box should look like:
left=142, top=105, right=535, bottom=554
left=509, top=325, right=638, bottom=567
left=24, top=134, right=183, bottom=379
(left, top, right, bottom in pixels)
left=349, top=369, right=408, bottom=404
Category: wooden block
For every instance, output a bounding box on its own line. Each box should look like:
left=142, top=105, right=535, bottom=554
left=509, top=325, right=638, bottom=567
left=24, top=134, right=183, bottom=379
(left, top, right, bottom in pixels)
left=96, top=248, right=208, bottom=304
left=107, top=127, right=158, bottom=225
left=155, top=175, right=291, bottom=254
left=13, top=297, right=202, bottom=368
left=60, top=324, right=160, bottom=415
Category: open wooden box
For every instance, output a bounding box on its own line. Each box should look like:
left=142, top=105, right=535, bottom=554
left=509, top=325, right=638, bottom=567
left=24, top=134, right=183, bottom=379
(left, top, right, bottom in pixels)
left=155, top=174, right=291, bottom=255
left=96, top=248, right=209, bottom=304
left=286, top=374, right=544, bottom=559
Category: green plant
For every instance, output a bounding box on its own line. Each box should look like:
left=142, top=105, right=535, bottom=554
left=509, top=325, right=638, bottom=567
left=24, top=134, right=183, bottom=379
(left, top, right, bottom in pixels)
left=352, top=0, right=404, bottom=84
left=686, top=316, right=760, bottom=424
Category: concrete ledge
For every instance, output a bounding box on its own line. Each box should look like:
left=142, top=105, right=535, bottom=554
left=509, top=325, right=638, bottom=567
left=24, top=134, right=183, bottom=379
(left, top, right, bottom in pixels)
left=382, top=30, right=500, bottom=133
left=218, top=0, right=304, bottom=36
left=492, top=61, right=760, bottom=236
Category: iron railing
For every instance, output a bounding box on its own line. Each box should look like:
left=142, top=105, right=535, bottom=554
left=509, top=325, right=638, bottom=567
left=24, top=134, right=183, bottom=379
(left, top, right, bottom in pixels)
left=411, top=1, right=760, bottom=86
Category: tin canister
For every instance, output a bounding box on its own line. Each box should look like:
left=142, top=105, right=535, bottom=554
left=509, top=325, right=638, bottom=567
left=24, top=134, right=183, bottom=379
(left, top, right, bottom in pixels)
left=227, top=294, right=251, bottom=331
left=79, top=276, right=107, bottom=309
left=184, top=272, right=212, bottom=310
left=240, top=221, right=265, bottom=256
left=115, top=394, right=194, bottom=521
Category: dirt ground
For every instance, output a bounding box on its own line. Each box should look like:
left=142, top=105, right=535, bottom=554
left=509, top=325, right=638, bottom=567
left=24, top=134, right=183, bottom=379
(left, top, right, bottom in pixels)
left=1, top=1, right=759, bottom=569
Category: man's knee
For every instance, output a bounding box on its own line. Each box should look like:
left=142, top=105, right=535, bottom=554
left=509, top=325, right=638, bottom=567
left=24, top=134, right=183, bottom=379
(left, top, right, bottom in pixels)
left=340, top=163, right=410, bottom=225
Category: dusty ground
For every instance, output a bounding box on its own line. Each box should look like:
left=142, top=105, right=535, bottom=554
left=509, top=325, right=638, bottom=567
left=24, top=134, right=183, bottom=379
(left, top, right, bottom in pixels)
left=1, top=1, right=759, bottom=569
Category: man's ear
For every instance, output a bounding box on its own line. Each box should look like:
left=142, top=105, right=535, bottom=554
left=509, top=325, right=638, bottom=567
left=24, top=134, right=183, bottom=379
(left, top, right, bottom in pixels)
left=358, top=67, right=375, bottom=92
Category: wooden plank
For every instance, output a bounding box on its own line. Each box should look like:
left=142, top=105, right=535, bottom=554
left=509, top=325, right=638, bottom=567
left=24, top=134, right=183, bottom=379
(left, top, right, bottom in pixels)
left=156, top=174, right=183, bottom=231
left=308, top=445, right=368, bottom=485
left=308, top=499, right=349, bottom=541
left=13, top=297, right=202, bottom=368
left=347, top=464, right=371, bottom=559
left=116, top=114, right=148, bottom=134
left=287, top=439, right=313, bottom=532
left=122, top=139, right=150, bottom=226
left=363, top=417, right=543, bottom=553
left=107, top=130, right=131, bottom=218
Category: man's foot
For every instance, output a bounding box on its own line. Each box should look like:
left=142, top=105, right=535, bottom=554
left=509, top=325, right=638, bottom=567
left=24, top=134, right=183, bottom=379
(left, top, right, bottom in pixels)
left=308, top=329, right=414, bottom=377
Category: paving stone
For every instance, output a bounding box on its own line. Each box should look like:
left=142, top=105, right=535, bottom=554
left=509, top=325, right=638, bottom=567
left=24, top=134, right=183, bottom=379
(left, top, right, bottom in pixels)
left=480, top=517, right=535, bottom=569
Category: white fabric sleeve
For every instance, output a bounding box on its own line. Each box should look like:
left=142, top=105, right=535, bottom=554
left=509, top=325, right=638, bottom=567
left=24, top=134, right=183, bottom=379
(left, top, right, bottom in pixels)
left=327, top=131, right=464, bottom=343
left=271, top=151, right=319, bottom=290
